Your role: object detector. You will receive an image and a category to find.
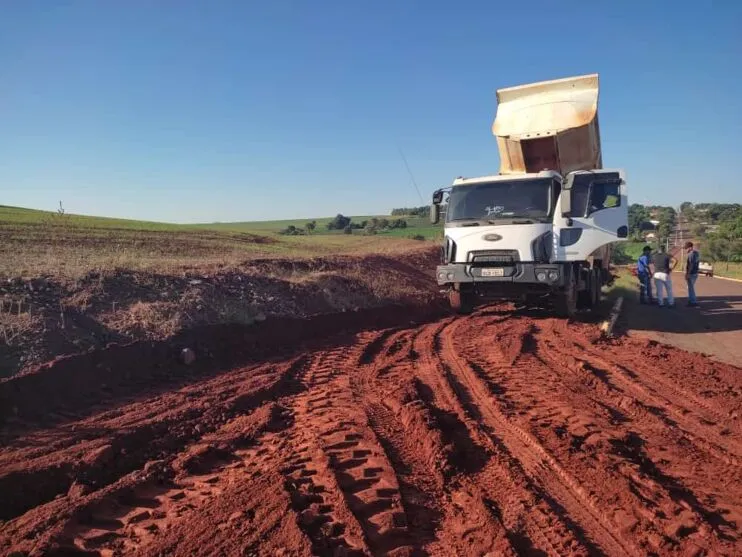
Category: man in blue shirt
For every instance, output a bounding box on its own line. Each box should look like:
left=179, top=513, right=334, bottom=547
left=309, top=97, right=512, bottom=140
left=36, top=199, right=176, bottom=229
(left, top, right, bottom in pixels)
left=637, top=246, right=653, bottom=304
left=685, top=241, right=700, bottom=307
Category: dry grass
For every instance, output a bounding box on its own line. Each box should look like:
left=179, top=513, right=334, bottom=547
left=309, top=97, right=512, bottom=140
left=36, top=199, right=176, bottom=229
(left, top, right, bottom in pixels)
left=715, top=262, right=742, bottom=280
left=0, top=300, right=39, bottom=347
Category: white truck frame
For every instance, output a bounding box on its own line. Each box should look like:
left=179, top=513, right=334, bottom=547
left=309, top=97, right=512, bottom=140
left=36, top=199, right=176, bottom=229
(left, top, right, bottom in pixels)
left=430, top=74, right=628, bottom=317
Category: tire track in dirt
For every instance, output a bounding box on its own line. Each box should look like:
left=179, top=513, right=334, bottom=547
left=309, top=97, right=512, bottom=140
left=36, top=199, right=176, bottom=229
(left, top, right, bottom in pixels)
left=542, top=322, right=742, bottom=477
left=457, top=314, right=732, bottom=552
left=4, top=305, right=742, bottom=556
left=41, top=399, right=295, bottom=555
left=547, top=320, right=742, bottom=459
left=0, top=359, right=302, bottom=524
left=439, top=316, right=638, bottom=556
left=352, top=328, right=520, bottom=556
left=283, top=343, right=417, bottom=556
left=531, top=321, right=742, bottom=547
left=413, top=320, right=594, bottom=556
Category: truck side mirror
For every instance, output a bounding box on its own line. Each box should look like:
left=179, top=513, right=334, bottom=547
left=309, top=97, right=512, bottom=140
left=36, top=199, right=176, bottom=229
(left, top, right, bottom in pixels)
left=430, top=204, right=440, bottom=224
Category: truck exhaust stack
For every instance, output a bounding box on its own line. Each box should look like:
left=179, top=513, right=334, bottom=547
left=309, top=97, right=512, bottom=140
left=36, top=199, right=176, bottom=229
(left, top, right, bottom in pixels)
left=492, top=73, right=602, bottom=176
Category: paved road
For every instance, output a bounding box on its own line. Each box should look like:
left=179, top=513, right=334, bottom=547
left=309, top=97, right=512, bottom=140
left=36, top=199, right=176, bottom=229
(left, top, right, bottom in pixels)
left=624, top=273, right=742, bottom=365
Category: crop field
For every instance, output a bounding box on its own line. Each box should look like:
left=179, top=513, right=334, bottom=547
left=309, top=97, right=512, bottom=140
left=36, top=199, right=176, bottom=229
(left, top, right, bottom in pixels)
left=0, top=206, right=438, bottom=279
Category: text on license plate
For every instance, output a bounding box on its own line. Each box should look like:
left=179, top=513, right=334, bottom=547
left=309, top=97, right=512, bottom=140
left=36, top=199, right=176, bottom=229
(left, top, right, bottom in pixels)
left=481, top=268, right=505, bottom=277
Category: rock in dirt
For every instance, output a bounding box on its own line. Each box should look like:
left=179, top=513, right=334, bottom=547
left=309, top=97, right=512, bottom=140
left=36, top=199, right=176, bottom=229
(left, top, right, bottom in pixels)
left=180, top=347, right=196, bottom=365
left=67, top=481, right=91, bottom=499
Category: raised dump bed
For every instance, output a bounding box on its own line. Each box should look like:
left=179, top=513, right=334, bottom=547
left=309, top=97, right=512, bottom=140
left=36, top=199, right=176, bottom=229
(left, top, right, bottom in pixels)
left=492, top=73, right=602, bottom=175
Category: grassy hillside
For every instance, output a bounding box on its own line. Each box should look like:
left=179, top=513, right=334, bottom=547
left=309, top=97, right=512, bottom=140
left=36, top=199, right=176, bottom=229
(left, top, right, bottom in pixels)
left=0, top=205, right=185, bottom=231
left=198, top=214, right=440, bottom=238
left=0, top=205, right=439, bottom=279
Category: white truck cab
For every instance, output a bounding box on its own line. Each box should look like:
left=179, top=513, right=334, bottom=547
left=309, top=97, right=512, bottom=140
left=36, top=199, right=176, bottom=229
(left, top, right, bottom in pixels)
left=431, top=74, right=628, bottom=316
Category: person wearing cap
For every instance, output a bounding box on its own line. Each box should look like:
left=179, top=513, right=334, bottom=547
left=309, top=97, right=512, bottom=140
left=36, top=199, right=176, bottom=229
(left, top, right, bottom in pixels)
left=636, top=246, right=653, bottom=304
left=685, top=241, right=700, bottom=307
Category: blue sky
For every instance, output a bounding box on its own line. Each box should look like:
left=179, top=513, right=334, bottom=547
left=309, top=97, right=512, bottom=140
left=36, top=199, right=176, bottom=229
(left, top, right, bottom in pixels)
left=1, top=1, right=740, bottom=223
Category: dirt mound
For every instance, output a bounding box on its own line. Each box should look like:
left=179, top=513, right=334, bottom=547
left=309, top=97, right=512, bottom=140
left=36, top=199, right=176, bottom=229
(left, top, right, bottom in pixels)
left=2, top=307, right=742, bottom=556
left=0, top=249, right=441, bottom=377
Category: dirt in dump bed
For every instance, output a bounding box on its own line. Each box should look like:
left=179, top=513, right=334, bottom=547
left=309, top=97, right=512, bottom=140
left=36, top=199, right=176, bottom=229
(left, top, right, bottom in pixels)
left=2, top=306, right=742, bottom=556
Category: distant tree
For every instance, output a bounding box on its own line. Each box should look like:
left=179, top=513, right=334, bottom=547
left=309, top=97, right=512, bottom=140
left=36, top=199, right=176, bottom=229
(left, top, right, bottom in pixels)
left=691, top=223, right=707, bottom=239
left=702, top=235, right=729, bottom=263
left=391, top=206, right=430, bottom=217
left=327, top=214, right=351, bottom=230
left=305, top=220, right=316, bottom=234
left=655, top=207, right=676, bottom=246
left=343, top=224, right=353, bottom=235
left=628, top=204, right=650, bottom=239
left=378, top=218, right=390, bottom=230
left=695, top=203, right=741, bottom=224
left=280, top=225, right=304, bottom=236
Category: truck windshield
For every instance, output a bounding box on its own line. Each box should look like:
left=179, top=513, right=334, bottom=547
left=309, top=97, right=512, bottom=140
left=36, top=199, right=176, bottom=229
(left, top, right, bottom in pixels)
left=446, top=178, right=553, bottom=223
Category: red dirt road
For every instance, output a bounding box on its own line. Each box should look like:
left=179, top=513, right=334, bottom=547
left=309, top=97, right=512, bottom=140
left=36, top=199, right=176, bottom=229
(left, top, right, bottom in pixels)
left=2, top=309, right=742, bottom=556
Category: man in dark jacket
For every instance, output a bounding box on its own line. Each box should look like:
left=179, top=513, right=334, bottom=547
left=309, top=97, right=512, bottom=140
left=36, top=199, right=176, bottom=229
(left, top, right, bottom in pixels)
left=685, top=241, right=700, bottom=307
left=636, top=246, right=653, bottom=304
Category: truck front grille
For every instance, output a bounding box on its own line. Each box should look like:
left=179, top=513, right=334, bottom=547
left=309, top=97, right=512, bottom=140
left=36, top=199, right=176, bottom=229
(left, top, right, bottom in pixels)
left=469, top=250, right=520, bottom=265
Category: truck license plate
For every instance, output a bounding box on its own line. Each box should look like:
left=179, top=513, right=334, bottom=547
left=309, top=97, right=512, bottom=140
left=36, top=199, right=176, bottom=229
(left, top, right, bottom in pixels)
left=481, top=268, right=505, bottom=277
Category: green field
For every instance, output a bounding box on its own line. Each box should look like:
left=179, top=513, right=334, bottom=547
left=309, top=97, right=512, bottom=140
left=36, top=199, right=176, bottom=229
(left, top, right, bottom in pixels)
left=0, top=206, right=439, bottom=235
left=198, top=214, right=439, bottom=238
left=0, top=205, right=440, bottom=279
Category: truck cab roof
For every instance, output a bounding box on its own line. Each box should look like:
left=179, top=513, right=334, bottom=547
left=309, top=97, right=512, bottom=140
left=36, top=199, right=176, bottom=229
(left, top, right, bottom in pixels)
left=452, top=170, right=562, bottom=187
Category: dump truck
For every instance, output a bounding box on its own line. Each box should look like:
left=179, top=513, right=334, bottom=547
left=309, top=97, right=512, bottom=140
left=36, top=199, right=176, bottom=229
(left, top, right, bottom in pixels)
left=430, top=73, right=628, bottom=316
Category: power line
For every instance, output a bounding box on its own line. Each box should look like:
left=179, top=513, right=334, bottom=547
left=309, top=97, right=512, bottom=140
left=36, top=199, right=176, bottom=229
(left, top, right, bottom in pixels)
left=397, top=145, right=424, bottom=205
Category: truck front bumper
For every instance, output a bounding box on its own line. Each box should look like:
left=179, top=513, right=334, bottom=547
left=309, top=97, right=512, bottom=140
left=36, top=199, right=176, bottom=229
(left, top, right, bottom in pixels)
left=436, top=263, right=567, bottom=289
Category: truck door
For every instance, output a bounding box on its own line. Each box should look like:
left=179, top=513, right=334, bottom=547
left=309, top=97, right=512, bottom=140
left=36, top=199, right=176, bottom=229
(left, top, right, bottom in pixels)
left=553, top=169, right=628, bottom=262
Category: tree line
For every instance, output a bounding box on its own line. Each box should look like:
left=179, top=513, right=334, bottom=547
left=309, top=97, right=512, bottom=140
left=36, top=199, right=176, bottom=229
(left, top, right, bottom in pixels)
left=279, top=214, right=408, bottom=236
left=628, top=204, right=677, bottom=244
left=390, top=206, right=431, bottom=217
left=628, top=202, right=742, bottom=265
left=680, top=203, right=742, bottom=265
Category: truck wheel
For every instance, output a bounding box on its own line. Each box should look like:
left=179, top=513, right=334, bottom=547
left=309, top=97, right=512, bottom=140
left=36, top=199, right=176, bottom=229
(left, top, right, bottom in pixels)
left=555, top=276, right=577, bottom=318
left=449, top=288, right=474, bottom=315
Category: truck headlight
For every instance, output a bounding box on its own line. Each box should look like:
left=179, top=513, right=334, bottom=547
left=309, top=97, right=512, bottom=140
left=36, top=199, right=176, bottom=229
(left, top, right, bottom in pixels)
left=446, top=272, right=455, bottom=281
left=536, top=271, right=547, bottom=282
left=548, top=270, right=559, bottom=282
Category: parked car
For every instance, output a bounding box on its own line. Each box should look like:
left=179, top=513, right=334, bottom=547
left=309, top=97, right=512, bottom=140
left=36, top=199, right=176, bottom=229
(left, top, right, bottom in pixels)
left=698, top=262, right=714, bottom=277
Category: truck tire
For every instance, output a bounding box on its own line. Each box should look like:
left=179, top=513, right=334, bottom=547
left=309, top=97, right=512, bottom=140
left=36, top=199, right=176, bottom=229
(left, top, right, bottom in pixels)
left=555, top=274, right=577, bottom=318
left=449, top=288, right=474, bottom=315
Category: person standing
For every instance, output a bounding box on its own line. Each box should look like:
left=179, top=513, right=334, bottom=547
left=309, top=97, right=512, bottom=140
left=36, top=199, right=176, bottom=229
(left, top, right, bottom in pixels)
left=652, top=245, right=676, bottom=308
left=685, top=241, right=700, bottom=307
left=636, top=246, right=653, bottom=304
